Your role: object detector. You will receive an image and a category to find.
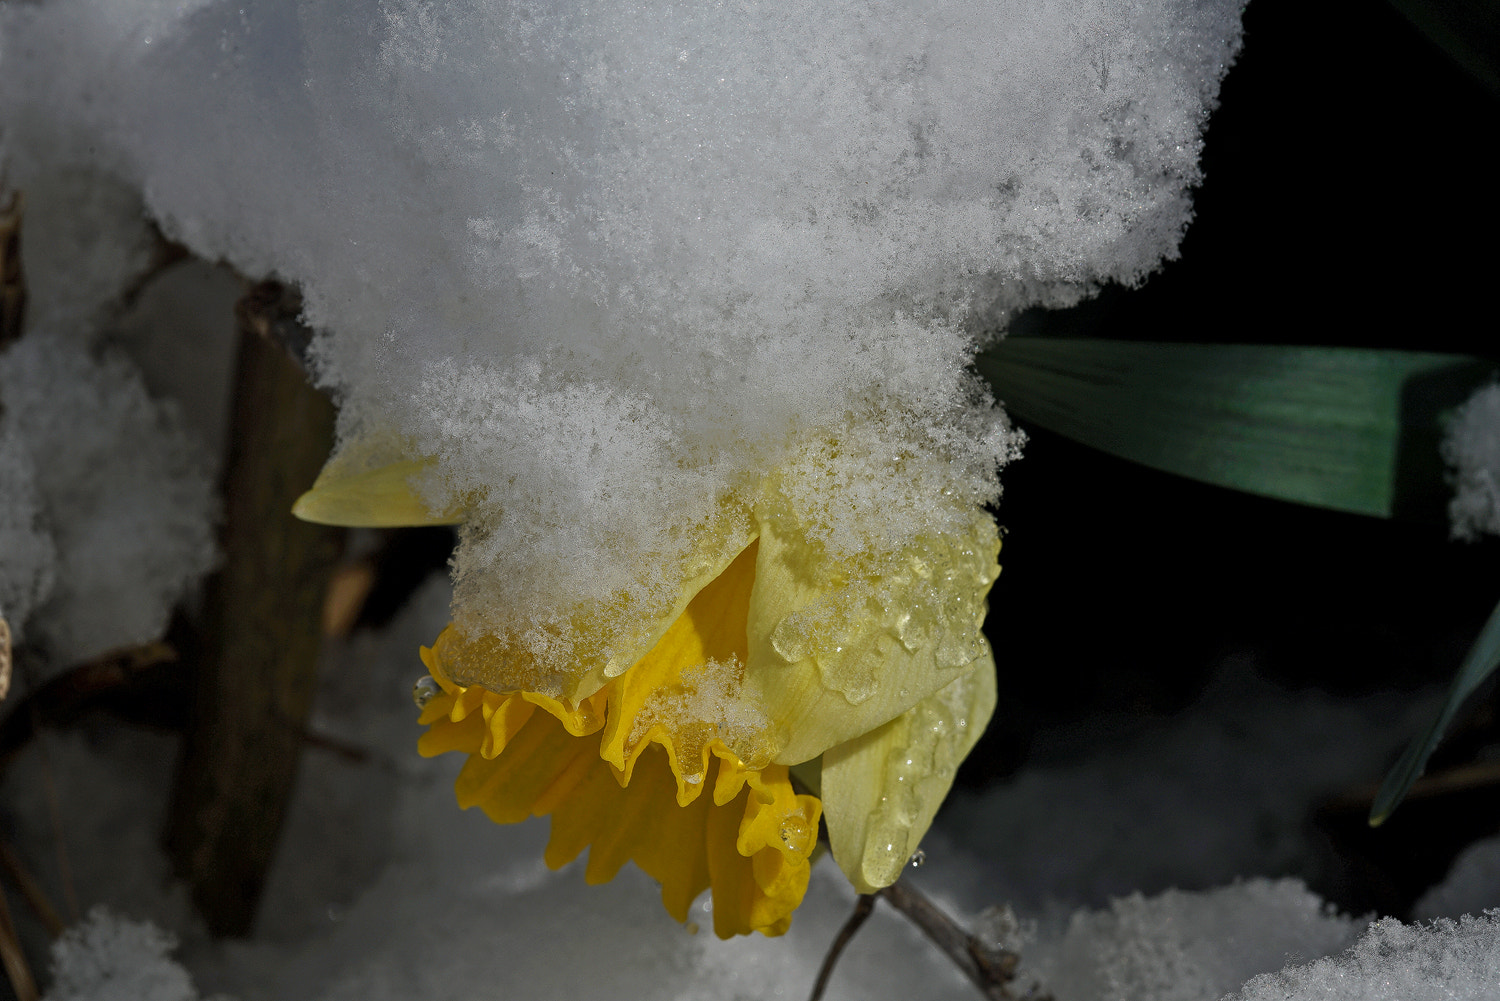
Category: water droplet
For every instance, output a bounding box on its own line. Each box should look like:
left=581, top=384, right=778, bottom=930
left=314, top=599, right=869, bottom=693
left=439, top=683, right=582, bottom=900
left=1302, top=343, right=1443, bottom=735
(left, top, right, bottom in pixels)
left=684, top=772, right=704, bottom=785
left=779, top=816, right=812, bottom=853
left=908, top=849, right=927, bottom=868
left=861, top=819, right=909, bottom=880
left=933, top=638, right=972, bottom=670
left=412, top=675, right=441, bottom=708
left=770, top=618, right=811, bottom=663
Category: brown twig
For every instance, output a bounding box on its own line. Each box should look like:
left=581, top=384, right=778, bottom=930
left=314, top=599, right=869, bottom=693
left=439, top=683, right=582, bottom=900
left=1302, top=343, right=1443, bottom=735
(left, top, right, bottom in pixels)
left=0, top=879, right=38, bottom=1001
left=322, top=558, right=378, bottom=638
left=1324, top=758, right=1500, bottom=814
left=878, top=882, right=1045, bottom=1001
left=16, top=659, right=83, bottom=925
left=296, top=723, right=375, bottom=767
left=1, top=188, right=24, bottom=350
left=0, top=641, right=181, bottom=772
left=808, top=894, right=877, bottom=1001
left=807, top=879, right=1051, bottom=1001
left=115, top=228, right=190, bottom=312
left=0, top=618, right=11, bottom=704
left=0, top=841, right=65, bottom=938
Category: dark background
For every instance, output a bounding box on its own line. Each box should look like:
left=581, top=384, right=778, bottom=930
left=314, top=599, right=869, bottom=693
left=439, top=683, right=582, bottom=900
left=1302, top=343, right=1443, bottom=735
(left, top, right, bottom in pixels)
left=965, top=0, right=1500, bottom=917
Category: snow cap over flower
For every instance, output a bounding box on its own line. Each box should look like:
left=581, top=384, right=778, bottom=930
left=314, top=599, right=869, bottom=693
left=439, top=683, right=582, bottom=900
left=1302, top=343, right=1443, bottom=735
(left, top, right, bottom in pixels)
left=2, top=0, right=1243, bottom=664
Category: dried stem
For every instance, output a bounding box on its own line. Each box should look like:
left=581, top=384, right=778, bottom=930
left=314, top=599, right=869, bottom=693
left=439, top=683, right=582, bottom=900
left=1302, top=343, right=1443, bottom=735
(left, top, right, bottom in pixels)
left=0, top=841, right=65, bottom=938
left=0, top=618, right=10, bottom=704
left=1, top=188, right=23, bottom=350
left=0, top=641, right=180, bottom=772
left=807, top=878, right=1051, bottom=1001
left=808, top=894, right=877, bottom=1001
left=878, top=882, right=1046, bottom=1001
left=26, top=689, right=81, bottom=925
left=0, top=879, right=38, bottom=1001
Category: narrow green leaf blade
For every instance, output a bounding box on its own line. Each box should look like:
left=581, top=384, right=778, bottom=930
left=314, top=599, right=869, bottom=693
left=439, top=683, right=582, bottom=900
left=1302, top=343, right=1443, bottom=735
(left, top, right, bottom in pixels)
left=1386, top=0, right=1500, bottom=99
left=976, top=339, right=1492, bottom=520
left=1370, top=594, right=1500, bottom=825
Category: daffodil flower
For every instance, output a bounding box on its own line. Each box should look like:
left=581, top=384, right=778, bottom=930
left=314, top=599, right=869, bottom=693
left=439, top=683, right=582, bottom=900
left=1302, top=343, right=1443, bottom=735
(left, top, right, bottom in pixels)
left=296, top=451, right=999, bottom=937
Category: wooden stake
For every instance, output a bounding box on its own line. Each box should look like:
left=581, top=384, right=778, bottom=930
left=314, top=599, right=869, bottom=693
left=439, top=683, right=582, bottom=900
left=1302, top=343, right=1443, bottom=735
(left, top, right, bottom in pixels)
left=0, top=189, right=23, bottom=350
left=164, top=282, right=343, bottom=937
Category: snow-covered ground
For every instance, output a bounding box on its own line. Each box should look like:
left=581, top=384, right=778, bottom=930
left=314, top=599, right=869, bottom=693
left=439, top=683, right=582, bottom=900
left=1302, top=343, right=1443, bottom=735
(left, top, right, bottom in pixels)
left=4, top=1, right=1499, bottom=998
left=4, top=570, right=1497, bottom=1001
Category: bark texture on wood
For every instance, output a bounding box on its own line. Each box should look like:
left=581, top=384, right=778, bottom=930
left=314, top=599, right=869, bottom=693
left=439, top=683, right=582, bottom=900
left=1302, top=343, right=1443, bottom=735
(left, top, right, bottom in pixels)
left=164, top=282, right=342, bottom=937
left=0, top=190, right=23, bottom=350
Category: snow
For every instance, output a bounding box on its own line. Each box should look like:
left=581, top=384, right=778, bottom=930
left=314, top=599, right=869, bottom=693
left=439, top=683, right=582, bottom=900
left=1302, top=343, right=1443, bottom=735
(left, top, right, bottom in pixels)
left=0, top=331, right=218, bottom=667
left=1229, top=912, right=1500, bottom=1001
left=9, top=1, right=1499, bottom=998
left=939, top=660, right=1434, bottom=915
left=1030, top=880, right=1361, bottom=1001
left=41, top=910, right=215, bottom=1001
left=8, top=574, right=1497, bottom=1001
left=0, top=159, right=225, bottom=668
left=1444, top=382, right=1500, bottom=540
left=0, top=0, right=1242, bottom=669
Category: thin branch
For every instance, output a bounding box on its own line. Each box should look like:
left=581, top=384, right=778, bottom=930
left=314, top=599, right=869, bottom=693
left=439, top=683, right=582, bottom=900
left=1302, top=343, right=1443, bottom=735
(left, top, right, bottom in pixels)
left=115, top=229, right=189, bottom=312
left=0, top=841, right=65, bottom=939
left=296, top=724, right=376, bottom=767
left=0, top=878, right=38, bottom=1001
left=806, top=878, right=1051, bottom=1001
left=808, top=894, right=876, bottom=1001
left=878, top=881, right=1043, bottom=1001
left=12, top=656, right=83, bottom=926
left=1, top=188, right=24, bottom=350
left=1, top=618, right=10, bottom=704
left=0, top=641, right=181, bottom=773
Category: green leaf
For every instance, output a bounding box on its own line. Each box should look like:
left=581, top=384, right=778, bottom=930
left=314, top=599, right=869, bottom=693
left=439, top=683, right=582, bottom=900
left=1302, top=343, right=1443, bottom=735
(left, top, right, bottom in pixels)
left=1386, top=0, right=1500, bottom=99
left=976, top=339, right=1493, bottom=520
left=1370, top=593, right=1500, bottom=825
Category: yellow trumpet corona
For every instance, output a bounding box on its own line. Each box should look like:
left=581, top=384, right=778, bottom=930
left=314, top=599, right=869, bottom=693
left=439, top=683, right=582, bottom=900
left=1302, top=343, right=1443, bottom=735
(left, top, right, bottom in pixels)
left=297, top=447, right=999, bottom=936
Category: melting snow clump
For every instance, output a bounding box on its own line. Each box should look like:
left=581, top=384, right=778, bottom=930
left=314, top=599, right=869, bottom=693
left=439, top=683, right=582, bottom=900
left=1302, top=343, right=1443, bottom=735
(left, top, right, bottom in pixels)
left=1029, top=879, right=1361, bottom=1001
left=1444, top=381, right=1500, bottom=540
left=42, top=908, right=224, bottom=1001
left=0, top=0, right=1244, bottom=668
left=0, top=331, right=218, bottom=667
left=1228, top=911, right=1500, bottom=1001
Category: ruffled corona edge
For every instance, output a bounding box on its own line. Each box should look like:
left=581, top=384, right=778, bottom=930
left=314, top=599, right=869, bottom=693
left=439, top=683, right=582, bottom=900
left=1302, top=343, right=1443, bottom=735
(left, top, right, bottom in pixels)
left=416, top=640, right=823, bottom=938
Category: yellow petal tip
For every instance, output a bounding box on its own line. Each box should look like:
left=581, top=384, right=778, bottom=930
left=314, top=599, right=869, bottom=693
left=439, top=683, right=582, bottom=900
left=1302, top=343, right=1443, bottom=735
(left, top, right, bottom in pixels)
left=292, top=457, right=464, bottom=527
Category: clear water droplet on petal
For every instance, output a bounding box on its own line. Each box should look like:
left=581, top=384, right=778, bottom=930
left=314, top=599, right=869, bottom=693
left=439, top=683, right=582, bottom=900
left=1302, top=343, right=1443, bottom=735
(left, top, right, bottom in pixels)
left=412, top=675, right=441, bottom=708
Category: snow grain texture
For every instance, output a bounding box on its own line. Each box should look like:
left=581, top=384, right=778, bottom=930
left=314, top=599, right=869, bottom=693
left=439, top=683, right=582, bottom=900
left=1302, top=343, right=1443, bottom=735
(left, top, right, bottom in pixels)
left=1229, top=911, right=1500, bottom=1001
left=1445, top=382, right=1500, bottom=540
left=0, top=331, right=217, bottom=667
left=42, top=908, right=227, bottom=1001
left=0, top=0, right=1244, bottom=667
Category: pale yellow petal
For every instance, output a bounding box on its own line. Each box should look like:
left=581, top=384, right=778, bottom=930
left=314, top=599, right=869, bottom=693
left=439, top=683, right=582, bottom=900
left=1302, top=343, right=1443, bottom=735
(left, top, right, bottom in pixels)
left=599, top=512, right=758, bottom=679
left=434, top=513, right=758, bottom=705
left=744, top=509, right=1000, bottom=765
left=704, top=762, right=820, bottom=937
left=819, top=651, right=997, bottom=894
left=293, top=456, right=464, bottom=527
left=599, top=539, right=773, bottom=802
